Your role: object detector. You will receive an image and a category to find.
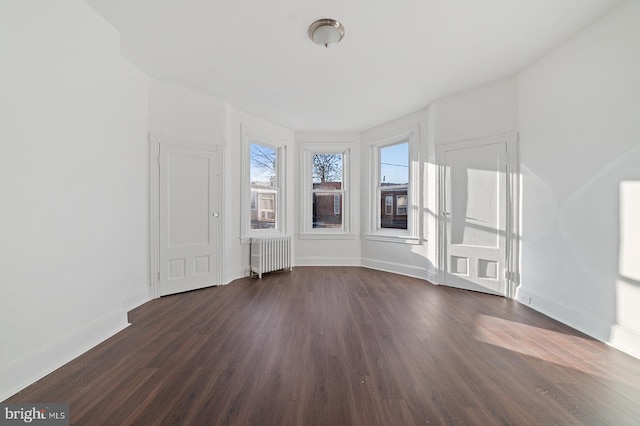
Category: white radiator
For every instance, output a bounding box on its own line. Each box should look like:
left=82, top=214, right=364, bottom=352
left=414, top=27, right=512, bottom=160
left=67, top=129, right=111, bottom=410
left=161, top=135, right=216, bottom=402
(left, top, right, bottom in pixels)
left=250, top=236, right=292, bottom=278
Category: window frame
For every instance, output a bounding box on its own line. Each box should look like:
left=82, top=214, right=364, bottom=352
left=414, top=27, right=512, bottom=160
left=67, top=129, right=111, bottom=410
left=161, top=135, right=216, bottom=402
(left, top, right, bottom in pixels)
left=299, top=142, right=354, bottom=239
left=241, top=127, right=286, bottom=242
left=396, top=195, right=407, bottom=216
left=366, top=127, right=420, bottom=243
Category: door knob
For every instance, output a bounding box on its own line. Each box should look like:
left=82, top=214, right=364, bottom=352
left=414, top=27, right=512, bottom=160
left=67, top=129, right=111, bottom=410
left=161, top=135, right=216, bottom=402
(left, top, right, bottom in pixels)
left=212, top=212, right=219, bottom=217
left=442, top=211, right=450, bottom=217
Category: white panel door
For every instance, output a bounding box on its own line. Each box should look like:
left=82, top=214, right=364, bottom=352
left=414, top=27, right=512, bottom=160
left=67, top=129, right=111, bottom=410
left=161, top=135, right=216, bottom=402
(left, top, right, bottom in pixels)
left=159, top=143, right=220, bottom=296
left=442, top=141, right=507, bottom=296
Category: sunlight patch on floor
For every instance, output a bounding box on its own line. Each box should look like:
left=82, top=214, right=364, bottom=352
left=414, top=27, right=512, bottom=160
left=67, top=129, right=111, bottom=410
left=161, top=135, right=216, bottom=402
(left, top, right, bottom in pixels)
left=474, top=314, right=640, bottom=391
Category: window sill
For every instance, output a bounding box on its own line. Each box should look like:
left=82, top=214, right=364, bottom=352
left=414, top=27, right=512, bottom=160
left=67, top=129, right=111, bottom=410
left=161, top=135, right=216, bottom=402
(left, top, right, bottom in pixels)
left=363, top=233, right=421, bottom=245
left=240, top=232, right=287, bottom=244
left=299, top=233, right=356, bottom=240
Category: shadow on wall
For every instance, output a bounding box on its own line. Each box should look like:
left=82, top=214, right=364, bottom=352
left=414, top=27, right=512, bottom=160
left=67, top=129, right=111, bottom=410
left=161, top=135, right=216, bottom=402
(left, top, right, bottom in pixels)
left=428, top=151, right=515, bottom=297
left=442, top=142, right=640, bottom=358
left=422, top=139, right=640, bottom=356
left=558, top=147, right=640, bottom=355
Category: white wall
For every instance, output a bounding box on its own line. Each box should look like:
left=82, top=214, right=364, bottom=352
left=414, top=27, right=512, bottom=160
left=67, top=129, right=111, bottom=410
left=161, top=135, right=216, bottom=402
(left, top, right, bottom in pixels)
left=148, top=78, right=228, bottom=144
left=517, top=0, right=640, bottom=357
left=431, top=78, right=519, bottom=145
left=0, top=0, right=149, bottom=400
left=295, top=132, right=362, bottom=266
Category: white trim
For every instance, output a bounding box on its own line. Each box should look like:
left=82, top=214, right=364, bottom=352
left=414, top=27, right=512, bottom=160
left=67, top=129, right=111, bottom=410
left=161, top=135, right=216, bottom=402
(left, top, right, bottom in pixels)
left=366, top=126, right=417, bottom=147
left=148, top=133, right=223, bottom=299
left=295, top=257, right=362, bottom=266
left=505, top=133, right=521, bottom=299
left=299, top=141, right=354, bottom=238
left=363, top=234, right=421, bottom=245
left=149, top=134, right=221, bottom=152
left=0, top=310, right=128, bottom=401
left=361, top=258, right=435, bottom=281
left=367, top=125, right=420, bottom=240
left=223, top=266, right=248, bottom=285
left=241, top=125, right=287, bottom=240
left=298, top=233, right=356, bottom=240
left=517, top=288, right=640, bottom=359
left=609, top=325, right=640, bottom=359
left=435, top=132, right=520, bottom=298
left=516, top=288, right=611, bottom=342
left=149, top=135, right=160, bottom=299
left=435, top=132, right=518, bottom=150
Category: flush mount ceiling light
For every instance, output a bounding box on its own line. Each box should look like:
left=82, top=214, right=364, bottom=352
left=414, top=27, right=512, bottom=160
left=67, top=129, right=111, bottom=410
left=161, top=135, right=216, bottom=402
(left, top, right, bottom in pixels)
left=308, top=19, right=345, bottom=47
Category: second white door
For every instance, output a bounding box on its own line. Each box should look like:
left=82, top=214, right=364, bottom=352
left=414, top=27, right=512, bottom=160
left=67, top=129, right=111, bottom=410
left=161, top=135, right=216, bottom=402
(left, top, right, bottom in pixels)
left=440, top=140, right=507, bottom=296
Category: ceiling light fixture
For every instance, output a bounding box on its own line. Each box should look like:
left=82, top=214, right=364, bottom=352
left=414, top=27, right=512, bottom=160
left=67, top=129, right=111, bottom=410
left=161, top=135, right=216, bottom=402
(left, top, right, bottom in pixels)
left=308, top=19, right=345, bottom=47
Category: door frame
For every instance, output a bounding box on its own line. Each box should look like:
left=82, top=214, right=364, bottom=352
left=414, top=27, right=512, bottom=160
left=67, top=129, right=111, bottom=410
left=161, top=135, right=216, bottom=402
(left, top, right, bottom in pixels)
left=435, top=132, right=520, bottom=298
left=149, top=133, right=224, bottom=299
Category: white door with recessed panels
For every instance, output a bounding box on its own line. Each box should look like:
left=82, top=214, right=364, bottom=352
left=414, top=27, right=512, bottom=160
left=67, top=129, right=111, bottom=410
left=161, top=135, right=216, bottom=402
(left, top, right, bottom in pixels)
left=158, top=142, right=221, bottom=296
left=438, top=137, right=513, bottom=296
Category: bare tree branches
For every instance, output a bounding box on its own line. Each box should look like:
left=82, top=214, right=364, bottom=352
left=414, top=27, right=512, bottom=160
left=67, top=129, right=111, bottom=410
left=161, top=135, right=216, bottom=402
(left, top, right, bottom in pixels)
left=251, top=147, right=342, bottom=186
left=313, top=153, right=342, bottom=183
left=250, top=144, right=276, bottom=183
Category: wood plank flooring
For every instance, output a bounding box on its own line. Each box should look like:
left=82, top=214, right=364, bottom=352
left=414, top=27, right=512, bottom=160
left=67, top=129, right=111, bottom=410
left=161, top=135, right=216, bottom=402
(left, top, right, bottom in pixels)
left=6, top=267, right=640, bottom=425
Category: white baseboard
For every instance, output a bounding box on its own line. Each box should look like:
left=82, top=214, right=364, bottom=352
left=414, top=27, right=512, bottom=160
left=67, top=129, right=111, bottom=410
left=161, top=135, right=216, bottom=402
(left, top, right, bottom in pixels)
left=294, top=257, right=362, bottom=267
left=517, top=288, right=640, bottom=359
left=609, top=324, right=640, bottom=359
left=426, top=268, right=440, bottom=283
left=222, top=266, right=247, bottom=285
left=361, top=258, right=432, bottom=281
left=0, top=310, right=129, bottom=402
left=516, top=288, right=612, bottom=343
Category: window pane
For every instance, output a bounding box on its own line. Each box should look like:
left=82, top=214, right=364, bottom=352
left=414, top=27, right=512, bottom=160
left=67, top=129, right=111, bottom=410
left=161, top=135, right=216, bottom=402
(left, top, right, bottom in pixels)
left=312, top=153, right=342, bottom=190
left=380, top=188, right=407, bottom=229
left=379, top=141, right=408, bottom=229
left=313, top=193, right=342, bottom=229
left=250, top=143, right=276, bottom=188
left=250, top=143, right=277, bottom=230
left=380, top=142, right=408, bottom=185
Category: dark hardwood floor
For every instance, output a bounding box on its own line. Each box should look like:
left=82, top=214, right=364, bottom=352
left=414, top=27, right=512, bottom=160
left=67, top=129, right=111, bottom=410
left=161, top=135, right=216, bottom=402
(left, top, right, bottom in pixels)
left=6, top=267, right=640, bottom=425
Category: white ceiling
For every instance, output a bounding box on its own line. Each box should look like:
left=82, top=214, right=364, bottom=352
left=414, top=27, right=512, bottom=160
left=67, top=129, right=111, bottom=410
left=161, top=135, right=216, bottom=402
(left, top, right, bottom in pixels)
left=85, top=0, right=621, bottom=132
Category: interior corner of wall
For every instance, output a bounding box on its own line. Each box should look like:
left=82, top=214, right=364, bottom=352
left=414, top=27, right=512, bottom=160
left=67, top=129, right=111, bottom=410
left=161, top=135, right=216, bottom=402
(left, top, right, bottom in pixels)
left=609, top=324, right=640, bottom=359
